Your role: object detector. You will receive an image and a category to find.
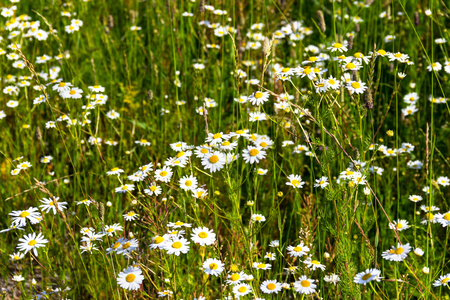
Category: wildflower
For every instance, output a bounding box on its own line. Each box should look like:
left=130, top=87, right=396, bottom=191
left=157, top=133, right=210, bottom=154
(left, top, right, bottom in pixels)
left=354, top=268, right=382, bottom=285
left=179, top=175, right=198, bottom=191
left=427, top=62, right=442, bottom=72
left=388, top=219, right=409, bottom=231
left=437, top=176, right=450, bottom=186
left=260, top=280, right=282, bottom=294
left=324, top=273, right=340, bottom=285
left=432, top=274, right=450, bottom=287
left=233, top=283, right=252, bottom=297
left=115, top=184, right=134, bottom=193
left=123, top=211, right=139, bottom=221
left=158, top=290, right=173, bottom=297
left=40, top=197, right=67, bottom=214
left=17, top=161, right=32, bottom=170
left=17, top=232, right=48, bottom=256
left=164, top=237, right=190, bottom=256
left=414, top=247, right=424, bottom=256
left=144, top=184, right=162, bottom=196
left=382, top=243, right=411, bottom=261
left=154, top=166, right=173, bottom=182
left=304, top=257, right=326, bottom=271
left=135, top=139, right=151, bottom=146
left=347, top=80, right=367, bottom=94
left=202, top=258, right=224, bottom=276
left=248, top=91, right=270, bottom=106
left=286, top=174, right=305, bottom=188
left=269, top=240, right=279, bottom=247
left=314, top=176, right=329, bottom=189
left=9, top=207, right=41, bottom=226
left=436, top=211, right=450, bottom=227
left=226, top=272, right=247, bottom=285
left=293, top=275, right=317, bottom=294
left=409, top=195, right=422, bottom=202
left=191, top=227, right=216, bottom=246
left=103, top=224, right=123, bottom=236
left=328, top=42, right=348, bottom=53
left=117, top=266, right=144, bottom=290
left=149, top=234, right=170, bottom=250
left=12, top=274, right=25, bottom=282
left=251, top=214, right=266, bottom=223
left=9, top=252, right=24, bottom=261
left=202, top=151, right=226, bottom=173
left=117, top=238, right=138, bottom=255
left=287, top=242, right=310, bottom=257
left=253, top=262, right=271, bottom=270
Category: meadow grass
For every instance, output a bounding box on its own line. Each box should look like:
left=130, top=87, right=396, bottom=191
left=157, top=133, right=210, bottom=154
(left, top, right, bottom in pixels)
left=0, top=0, right=450, bottom=299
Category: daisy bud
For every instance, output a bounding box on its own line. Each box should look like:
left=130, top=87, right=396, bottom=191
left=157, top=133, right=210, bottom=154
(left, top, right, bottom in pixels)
left=414, top=247, right=424, bottom=256
left=247, top=201, right=254, bottom=206
left=215, top=191, right=220, bottom=195
left=31, top=278, right=37, bottom=285
left=364, top=187, right=371, bottom=195
left=129, top=232, right=134, bottom=238
left=277, top=191, right=283, bottom=197
left=323, top=252, right=330, bottom=259
left=132, top=200, right=137, bottom=205
left=422, top=266, right=430, bottom=274
left=63, top=179, right=70, bottom=184
left=246, top=274, right=254, bottom=281
left=425, top=9, right=431, bottom=16
left=164, top=278, right=170, bottom=283
left=386, top=130, right=394, bottom=137
left=106, top=201, right=112, bottom=207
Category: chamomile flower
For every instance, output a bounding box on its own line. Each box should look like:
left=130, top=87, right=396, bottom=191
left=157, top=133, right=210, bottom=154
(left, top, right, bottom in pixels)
left=409, top=195, right=422, bottom=202
left=253, top=262, right=271, bottom=270
left=248, top=91, right=270, bottom=106
left=115, top=184, right=135, bottom=193
left=149, top=234, right=170, bottom=249
left=226, top=272, right=247, bottom=285
left=437, top=176, right=450, bottom=186
left=191, top=227, right=216, bottom=246
left=260, top=280, right=282, bottom=294
left=123, top=211, right=139, bottom=221
left=117, top=266, right=144, bottom=290
left=328, top=42, right=348, bottom=52
left=202, top=151, right=226, bottom=173
left=354, top=268, right=382, bottom=285
left=202, top=258, right=224, bottom=276
left=9, top=207, right=41, bottom=226
left=242, top=146, right=266, bottom=164
left=314, top=176, right=329, bottom=189
left=103, top=224, right=123, bottom=236
left=116, top=238, right=138, bottom=255
left=382, top=243, right=411, bottom=261
left=144, top=184, right=162, bottom=196
left=154, top=166, right=173, bottom=182
left=251, top=214, right=266, bottom=222
left=304, top=257, right=326, bottom=271
left=286, top=174, right=305, bottom=188
left=9, top=252, right=25, bottom=261
left=347, top=80, right=367, bottom=94
left=432, top=274, right=450, bottom=287
left=39, top=197, right=67, bottom=214
left=179, top=175, right=198, bottom=191
left=164, top=237, right=190, bottom=256
left=287, top=242, right=310, bottom=257
left=435, top=211, right=450, bottom=227
left=389, top=219, right=409, bottom=231
left=293, top=276, right=317, bottom=294
left=232, top=283, right=252, bottom=297
left=16, top=232, right=48, bottom=256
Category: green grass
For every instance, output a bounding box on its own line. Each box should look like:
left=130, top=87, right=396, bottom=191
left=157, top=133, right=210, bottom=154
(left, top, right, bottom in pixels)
left=0, top=0, right=450, bottom=299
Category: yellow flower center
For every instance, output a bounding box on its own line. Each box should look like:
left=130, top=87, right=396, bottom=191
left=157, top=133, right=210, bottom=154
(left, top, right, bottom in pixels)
left=377, top=49, right=387, bottom=55
left=122, top=242, right=131, bottom=249
left=308, top=56, right=317, bottom=62
left=254, top=92, right=263, bottom=99
left=209, top=155, right=219, bottom=163
left=222, top=141, right=230, bottom=146
left=267, top=283, right=276, bottom=290
left=346, top=62, right=356, bottom=69
left=230, top=274, right=240, bottom=281
left=209, top=263, right=218, bottom=270
left=125, top=274, right=135, bottom=283
left=319, top=180, right=325, bottom=185
left=317, top=83, right=325, bottom=88
left=282, top=67, right=290, bottom=72
left=198, top=232, right=208, bottom=238
left=59, top=82, right=66, bottom=87
left=20, top=211, right=30, bottom=218
left=257, top=263, right=266, bottom=268
left=172, top=242, right=182, bottom=249
left=14, top=256, right=20, bottom=260
left=112, top=242, right=121, bottom=249
left=394, top=53, right=402, bottom=58
left=443, top=213, right=450, bottom=221
left=311, top=260, right=320, bottom=265
left=175, top=221, right=183, bottom=226
left=249, top=149, right=259, bottom=156
left=426, top=213, right=434, bottom=220
left=160, top=171, right=168, bottom=176
left=200, top=148, right=209, bottom=154
left=69, top=90, right=76, bottom=95
left=354, top=52, right=363, bottom=58
left=238, top=286, right=247, bottom=293
left=154, top=236, right=164, bottom=244
left=150, top=186, right=157, bottom=192
left=395, top=247, right=404, bottom=254
left=351, top=82, right=361, bottom=89
left=107, top=228, right=114, bottom=232
left=362, top=273, right=372, bottom=281
left=300, top=280, right=311, bottom=287
left=255, top=216, right=262, bottom=221
left=111, top=167, right=119, bottom=171
left=213, top=133, right=222, bottom=139
left=292, top=180, right=300, bottom=187
left=334, top=42, right=343, bottom=48
left=441, top=277, right=449, bottom=284
left=28, top=240, right=37, bottom=246
left=294, top=246, right=302, bottom=252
